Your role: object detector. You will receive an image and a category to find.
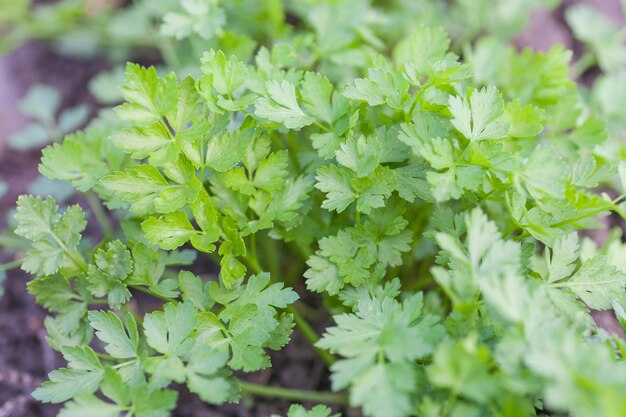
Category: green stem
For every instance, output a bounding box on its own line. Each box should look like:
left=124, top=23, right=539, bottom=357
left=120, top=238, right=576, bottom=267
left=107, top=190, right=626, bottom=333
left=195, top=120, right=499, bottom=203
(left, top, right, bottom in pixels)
left=263, top=235, right=281, bottom=279
left=570, top=51, right=597, bottom=80
left=0, top=259, right=23, bottom=271
left=405, top=81, right=431, bottom=121
left=95, top=352, right=116, bottom=361
left=159, top=37, right=181, bottom=69
left=442, top=390, right=458, bottom=417
left=86, top=192, right=113, bottom=238
left=112, top=359, right=137, bottom=369
left=251, top=234, right=258, bottom=270
left=284, top=132, right=303, bottom=172
left=551, top=205, right=613, bottom=228
left=121, top=305, right=143, bottom=326
left=130, top=285, right=177, bottom=303
left=190, top=35, right=206, bottom=60
left=239, top=381, right=348, bottom=406
left=288, top=304, right=335, bottom=366
left=243, top=251, right=335, bottom=366
left=243, top=254, right=263, bottom=277
left=312, top=120, right=330, bottom=132
left=52, top=234, right=88, bottom=272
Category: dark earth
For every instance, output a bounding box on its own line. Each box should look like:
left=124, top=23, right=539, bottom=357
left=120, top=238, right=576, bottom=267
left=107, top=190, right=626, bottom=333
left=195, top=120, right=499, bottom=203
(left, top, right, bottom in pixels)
left=0, top=1, right=624, bottom=416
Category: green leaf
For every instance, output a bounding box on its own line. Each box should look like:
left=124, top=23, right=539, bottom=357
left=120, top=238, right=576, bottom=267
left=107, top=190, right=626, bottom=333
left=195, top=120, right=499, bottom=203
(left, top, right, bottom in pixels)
left=58, top=105, right=90, bottom=135
left=304, top=253, right=343, bottom=296
left=88, top=311, right=138, bottom=359
left=110, top=125, right=177, bottom=166
left=344, top=68, right=410, bottom=110
left=428, top=335, right=501, bottom=404
left=179, top=271, right=213, bottom=311
left=336, top=135, right=381, bottom=178
left=255, top=80, right=314, bottom=129
left=399, top=112, right=450, bottom=158
left=144, top=302, right=197, bottom=357
left=115, top=64, right=161, bottom=126
left=39, top=132, right=108, bottom=192
left=206, top=273, right=298, bottom=371
left=58, top=394, right=123, bottom=417
left=543, top=233, right=580, bottom=284
left=350, top=362, right=416, bottom=417
left=504, top=100, right=544, bottom=138
left=125, top=243, right=180, bottom=299
left=550, top=256, right=626, bottom=310
left=315, top=165, right=355, bottom=213
left=101, top=166, right=170, bottom=215
left=161, top=0, right=225, bottom=40
left=318, top=293, right=443, bottom=417
left=200, top=49, right=248, bottom=97
left=218, top=273, right=299, bottom=323
left=352, top=167, right=396, bottom=214
left=521, top=145, right=567, bottom=200
left=253, top=151, right=289, bottom=192
left=9, top=123, right=50, bottom=150
left=33, top=346, right=104, bottom=403
left=15, top=196, right=86, bottom=276
left=87, top=241, right=132, bottom=308
left=28, top=275, right=76, bottom=311
left=185, top=347, right=232, bottom=404
left=18, top=84, right=60, bottom=124
left=21, top=239, right=63, bottom=276
left=448, top=86, right=510, bottom=141
left=14, top=195, right=60, bottom=241
left=393, top=25, right=450, bottom=74
left=273, top=404, right=340, bottom=417
left=142, top=211, right=198, bottom=251
left=301, top=72, right=334, bottom=124
left=189, top=192, right=221, bottom=252
left=205, top=128, right=255, bottom=172
left=130, top=385, right=178, bottom=417
left=318, top=293, right=443, bottom=363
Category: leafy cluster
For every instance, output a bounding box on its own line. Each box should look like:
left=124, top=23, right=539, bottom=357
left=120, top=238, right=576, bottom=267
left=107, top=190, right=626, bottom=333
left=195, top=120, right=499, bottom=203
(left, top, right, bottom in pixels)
left=5, top=1, right=626, bottom=417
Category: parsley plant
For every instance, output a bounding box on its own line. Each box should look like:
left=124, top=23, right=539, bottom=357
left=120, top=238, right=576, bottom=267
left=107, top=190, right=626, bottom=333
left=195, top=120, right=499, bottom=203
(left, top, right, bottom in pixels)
left=8, top=1, right=626, bottom=417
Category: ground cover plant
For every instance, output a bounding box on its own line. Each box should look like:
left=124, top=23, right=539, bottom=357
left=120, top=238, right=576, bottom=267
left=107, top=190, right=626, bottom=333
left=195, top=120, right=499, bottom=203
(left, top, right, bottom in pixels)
left=3, top=1, right=626, bottom=417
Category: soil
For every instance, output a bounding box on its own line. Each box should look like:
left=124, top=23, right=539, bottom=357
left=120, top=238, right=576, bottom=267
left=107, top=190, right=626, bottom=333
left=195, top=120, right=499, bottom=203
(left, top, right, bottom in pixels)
left=0, top=1, right=625, bottom=417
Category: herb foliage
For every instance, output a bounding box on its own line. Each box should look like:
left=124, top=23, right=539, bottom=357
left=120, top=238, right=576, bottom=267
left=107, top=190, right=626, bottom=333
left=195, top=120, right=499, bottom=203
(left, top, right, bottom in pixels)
left=5, top=1, right=626, bottom=417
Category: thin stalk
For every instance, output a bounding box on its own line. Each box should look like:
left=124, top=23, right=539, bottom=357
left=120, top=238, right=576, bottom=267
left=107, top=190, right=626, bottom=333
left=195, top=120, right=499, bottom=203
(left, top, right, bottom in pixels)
left=244, top=250, right=335, bottom=366
left=288, top=304, right=335, bottom=366
left=570, top=51, right=596, bottom=80
left=243, top=254, right=263, bottom=277
left=250, top=234, right=258, bottom=271
left=112, top=359, right=137, bottom=369
left=551, top=205, right=614, bottom=228
left=239, top=381, right=348, bottom=406
left=613, top=334, right=626, bottom=358
left=95, top=352, right=116, bottom=361
left=0, top=259, right=23, bottom=271
left=51, top=233, right=88, bottom=272
left=86, top=192, right=113, bottom=238
left=130, top=285, right=177, bottom=304
left=263, top=235, right=281, bottom=280
left=284, top=132, right=303, bottom=172
left=312, top=120, right=330, bottom=132
left=405, top=80, right=431, bottom=121
left=159, top=37, right=181, bottom=69
left=121, top=305, right=143, bottom=326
